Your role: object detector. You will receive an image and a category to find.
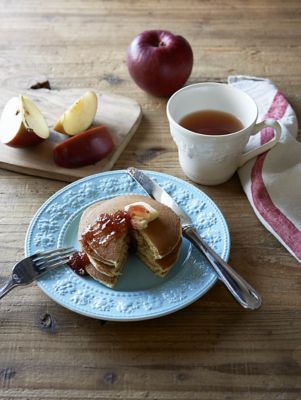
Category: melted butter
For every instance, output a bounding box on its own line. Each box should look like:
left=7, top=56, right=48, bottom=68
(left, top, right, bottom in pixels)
left=124, top=202, right=159, bottom=230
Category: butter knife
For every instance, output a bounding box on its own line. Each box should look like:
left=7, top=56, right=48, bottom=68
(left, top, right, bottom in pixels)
left=127, top=167, right=261, bottom=310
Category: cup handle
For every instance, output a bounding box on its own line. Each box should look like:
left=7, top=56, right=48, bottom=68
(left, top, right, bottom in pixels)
left=238, top=119, right=281, bottom=167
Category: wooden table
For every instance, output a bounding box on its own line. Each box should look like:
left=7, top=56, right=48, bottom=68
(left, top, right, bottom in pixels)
left=0, top=1, right=300, bottom=399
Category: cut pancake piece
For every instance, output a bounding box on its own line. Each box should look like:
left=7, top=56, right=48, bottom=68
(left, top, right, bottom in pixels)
left=133, top=229, right=182, bottom=277
left=86, top=263, right=119, bottom=288
left=86, top=253, right=124, bottom=277
left=82, top=233, right=126, bottom=267
left=83, top=234, right=129, bottom=274
left=79, top=208, right=130, bottom=269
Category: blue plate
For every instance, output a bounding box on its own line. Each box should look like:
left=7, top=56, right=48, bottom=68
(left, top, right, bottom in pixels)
left=25, top=170, right=230, bottom=321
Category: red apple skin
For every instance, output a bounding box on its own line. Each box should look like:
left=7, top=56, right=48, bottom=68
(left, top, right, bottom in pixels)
left=127, top=30, right=193, bottom=97
left=53, top=126, right=114, bottom=168
left=1, top=125, right=45, bottom=148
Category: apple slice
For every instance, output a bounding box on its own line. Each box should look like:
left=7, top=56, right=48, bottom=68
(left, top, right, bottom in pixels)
left=53, top=125, right=114, bottom=168
left=0, top=95, right=49, bottom=148
left=54, top=91, right=98, bottom=136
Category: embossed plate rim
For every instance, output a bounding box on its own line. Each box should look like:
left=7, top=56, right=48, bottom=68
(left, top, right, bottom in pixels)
left=25, top=170, right=230, bottom=321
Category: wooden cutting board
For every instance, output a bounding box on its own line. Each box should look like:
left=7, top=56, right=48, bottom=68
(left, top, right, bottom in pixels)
left=0, top=84, right=142, bottom=182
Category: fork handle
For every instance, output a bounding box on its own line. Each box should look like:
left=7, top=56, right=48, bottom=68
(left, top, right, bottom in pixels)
left=0, top=277, right=17, bottom=299
left=182, top=225, right=262, bottom=310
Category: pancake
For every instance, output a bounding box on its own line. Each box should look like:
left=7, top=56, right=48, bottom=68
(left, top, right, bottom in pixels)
left=79, top=195, right=181, bottom=256
left=79, top=208, right=130, bottom=268
left=85, top=264, right=119, bottom=288
left=78, top=195, right=182, bottom=287
left=86, top=253, right=124, bottom=277
left=134, top=232, right=182, bottom=277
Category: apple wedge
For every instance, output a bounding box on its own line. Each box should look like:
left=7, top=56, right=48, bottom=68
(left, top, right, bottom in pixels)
left=53, top=125, right=114, bottom=168
left=0, top=95, right=49, bottom=148
left=54, top=91, right=98, bottom=135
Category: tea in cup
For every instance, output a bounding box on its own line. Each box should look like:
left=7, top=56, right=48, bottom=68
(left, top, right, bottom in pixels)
left=166, top=82, right=281, bottom=185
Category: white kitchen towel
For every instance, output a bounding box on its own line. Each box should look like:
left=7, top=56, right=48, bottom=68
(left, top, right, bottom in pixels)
left=228, top=75, right=301, bottom=262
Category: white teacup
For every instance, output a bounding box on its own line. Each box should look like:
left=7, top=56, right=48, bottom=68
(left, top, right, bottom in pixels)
left=166, top=82, right=281, bottom=185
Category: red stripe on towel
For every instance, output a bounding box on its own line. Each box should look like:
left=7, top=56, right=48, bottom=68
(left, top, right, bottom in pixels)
left=251, top=91, right=301, bottom=259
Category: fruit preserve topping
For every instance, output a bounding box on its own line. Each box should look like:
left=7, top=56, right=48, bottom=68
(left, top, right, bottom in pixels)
left=81, top=210, right=131, bottom=248
left=124, top=202, right=159, bottom=230
left=68, top=251, right=89, bottom=276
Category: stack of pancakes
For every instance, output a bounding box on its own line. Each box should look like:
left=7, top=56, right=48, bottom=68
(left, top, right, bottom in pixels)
left=78, top=194, right=182, bottom=288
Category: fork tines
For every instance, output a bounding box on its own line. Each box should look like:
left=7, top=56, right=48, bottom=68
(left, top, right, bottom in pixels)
left=32, top=247, right=75, bottom=270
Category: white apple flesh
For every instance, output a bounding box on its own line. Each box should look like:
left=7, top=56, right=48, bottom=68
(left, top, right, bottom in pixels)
left=54, top=91, right=98, bottom=135
left=0, top=95, right=49, bottom=147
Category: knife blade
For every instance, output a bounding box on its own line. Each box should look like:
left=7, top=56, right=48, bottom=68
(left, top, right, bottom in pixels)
left=127, top=167, right=262, bottom=310
left=127, top=167, right=192, bottom=227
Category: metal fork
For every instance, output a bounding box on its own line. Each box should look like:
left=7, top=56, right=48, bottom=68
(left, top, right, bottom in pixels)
left=0, top=247, right=75, bottom=299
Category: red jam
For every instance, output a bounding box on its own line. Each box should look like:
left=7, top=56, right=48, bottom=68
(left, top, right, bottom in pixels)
left=69, top=208, right=149, bottom=277
left=68, top=251, right=89, bottom=276
left=81, top=210, right=131, bottom=249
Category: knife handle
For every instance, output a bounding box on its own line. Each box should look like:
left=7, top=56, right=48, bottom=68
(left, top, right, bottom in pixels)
left=182, top=226, right=262, bottom=310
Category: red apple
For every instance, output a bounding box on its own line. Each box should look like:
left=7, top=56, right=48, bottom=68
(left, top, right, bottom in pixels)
left=53, top=125, right=114, bottom=168
left=127, top=30, right=193, bottom=97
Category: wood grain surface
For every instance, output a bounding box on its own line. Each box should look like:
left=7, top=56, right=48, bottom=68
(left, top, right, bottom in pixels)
left=0, top=1, right=300, bottom=399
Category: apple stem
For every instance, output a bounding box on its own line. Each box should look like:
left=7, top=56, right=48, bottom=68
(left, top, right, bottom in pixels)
left=158, top=41, right=166, bottom=47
